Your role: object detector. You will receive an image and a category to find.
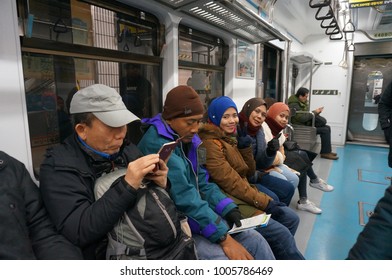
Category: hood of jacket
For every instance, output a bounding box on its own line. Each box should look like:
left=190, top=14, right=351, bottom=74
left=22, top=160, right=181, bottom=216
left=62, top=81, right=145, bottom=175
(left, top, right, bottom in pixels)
left=198, top=123, right=237, bottom=147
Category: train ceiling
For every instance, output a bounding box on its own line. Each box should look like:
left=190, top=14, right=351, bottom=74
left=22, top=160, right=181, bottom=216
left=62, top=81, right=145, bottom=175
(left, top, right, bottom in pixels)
left=120, top=0, right=392, bottom=43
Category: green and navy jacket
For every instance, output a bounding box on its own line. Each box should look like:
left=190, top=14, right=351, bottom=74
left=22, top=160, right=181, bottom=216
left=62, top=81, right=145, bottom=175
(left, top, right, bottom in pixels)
left=138, top=114, right=236, bottom=243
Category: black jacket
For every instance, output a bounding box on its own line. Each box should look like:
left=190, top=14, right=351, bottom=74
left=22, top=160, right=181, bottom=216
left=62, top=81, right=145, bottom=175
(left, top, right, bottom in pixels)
left=0, top=151, right=82, bottom=259
left=378, top=81, right=392, bottom=167
left=39, top=134, right=142, bottom=259
left=347, top=185, right=392, bottom=259
left=378, top=81, right=392, bottom=130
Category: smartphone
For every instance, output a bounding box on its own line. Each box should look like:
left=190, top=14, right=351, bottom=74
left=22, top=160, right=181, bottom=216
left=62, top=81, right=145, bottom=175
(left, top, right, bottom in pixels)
left=152, top=141, right=179, bottom=172
left=158, top=141, right=179, bottom=162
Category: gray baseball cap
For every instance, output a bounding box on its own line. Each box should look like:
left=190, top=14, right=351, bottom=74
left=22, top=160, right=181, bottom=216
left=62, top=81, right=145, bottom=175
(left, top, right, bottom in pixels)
left=70, top=84, right=139, bottom=127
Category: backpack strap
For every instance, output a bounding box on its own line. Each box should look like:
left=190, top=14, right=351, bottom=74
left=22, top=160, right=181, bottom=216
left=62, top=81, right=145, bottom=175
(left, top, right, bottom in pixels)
left=94, top=168, right=127, bottom=200
left=106, top=233, right=146, bottom=260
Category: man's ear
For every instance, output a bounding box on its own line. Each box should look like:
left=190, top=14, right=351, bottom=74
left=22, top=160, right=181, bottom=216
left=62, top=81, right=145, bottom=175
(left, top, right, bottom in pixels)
left=75, top=123, right=87, bottom=140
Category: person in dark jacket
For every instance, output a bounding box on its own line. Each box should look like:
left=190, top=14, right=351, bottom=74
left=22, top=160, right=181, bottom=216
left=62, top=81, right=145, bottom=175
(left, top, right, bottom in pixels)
left=39, top=84, right=170, bottom=259
left=378, top=81, right=392, bottom=167
left=0, top=151, right=82, bottom=260
left=347, top=184, right=392, bottom=259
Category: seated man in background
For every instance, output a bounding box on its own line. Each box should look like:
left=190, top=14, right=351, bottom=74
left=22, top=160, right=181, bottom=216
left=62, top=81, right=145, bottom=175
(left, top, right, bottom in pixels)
left=0, top=151, right=82, bottom=259
left=138, top=85, right=275, bottom=260
left=288, top=87, right=338, bottom=160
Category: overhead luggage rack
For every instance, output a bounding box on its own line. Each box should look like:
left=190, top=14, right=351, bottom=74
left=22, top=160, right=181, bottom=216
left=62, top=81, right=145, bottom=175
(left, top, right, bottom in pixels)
left=153, top=0, right=288, bottom=43
left=288, top=52, right=322, bottom=99
left=290, top=53, right=322, bottom=66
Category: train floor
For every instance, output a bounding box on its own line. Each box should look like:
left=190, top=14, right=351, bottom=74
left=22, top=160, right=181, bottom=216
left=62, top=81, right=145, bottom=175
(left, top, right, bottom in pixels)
left=289, top=143, right=390, bottom=260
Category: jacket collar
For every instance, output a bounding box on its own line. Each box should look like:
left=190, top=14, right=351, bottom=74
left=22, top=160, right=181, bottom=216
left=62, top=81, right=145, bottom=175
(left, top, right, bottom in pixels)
left=142, top=113, right=202, bottom=148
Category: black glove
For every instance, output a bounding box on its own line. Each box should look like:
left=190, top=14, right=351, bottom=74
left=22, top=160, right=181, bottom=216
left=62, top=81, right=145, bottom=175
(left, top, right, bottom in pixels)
left=264, top=200, right=286, bottom=220
left=266, top=138, right=280, bottom=156
left=237, top=124, right=253, bottom=149
left=237, top=135, right=253, bottom=149
left=224, top=208, right=242, bottom=228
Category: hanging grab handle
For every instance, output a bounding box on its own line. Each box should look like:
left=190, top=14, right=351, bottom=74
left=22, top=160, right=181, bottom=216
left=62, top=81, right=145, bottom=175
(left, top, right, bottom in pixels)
left=309, top=0, right=331, bottom=8
left=320, top=18, right=337, bottom=28
left=315, top=5, right=334, bottom=20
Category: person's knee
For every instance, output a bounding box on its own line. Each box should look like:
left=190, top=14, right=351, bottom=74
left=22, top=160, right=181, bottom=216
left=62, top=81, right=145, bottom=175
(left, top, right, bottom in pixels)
left=317, top=127, right=328, bottom=134
left=292, top=176, right=300, bottom=188
left=265, top=218, right=295, bottom=239
left=237, top=231, right=275, bottom=260
left=282, top=207, right=300, bottom=230
left=282, top=180, right=295, bottom=198
left=193, top=235, right=228, bottom=260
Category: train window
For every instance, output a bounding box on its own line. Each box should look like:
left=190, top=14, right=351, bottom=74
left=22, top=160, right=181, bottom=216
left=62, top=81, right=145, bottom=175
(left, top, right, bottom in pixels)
left=179, top=69, right=223, bottom=111
left=18, top=0, right=163, bottom=178
left=178, top=25, right=228, bottom=66
left=22, top=53, right=161, bottom=177
left=21, top=0, right=160, bottom=56
left=178, top=25, right=227, bottom=110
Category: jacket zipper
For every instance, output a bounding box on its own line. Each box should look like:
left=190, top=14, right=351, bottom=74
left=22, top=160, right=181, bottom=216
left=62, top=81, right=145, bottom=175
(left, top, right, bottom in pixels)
left=149, top=189, right=177, bottom=237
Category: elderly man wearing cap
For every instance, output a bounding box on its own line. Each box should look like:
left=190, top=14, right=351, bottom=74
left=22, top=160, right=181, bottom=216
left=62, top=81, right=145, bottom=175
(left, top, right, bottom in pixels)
left=39, top=84, right=176, bottom=259
left=138, top=85, right=275, bottom=260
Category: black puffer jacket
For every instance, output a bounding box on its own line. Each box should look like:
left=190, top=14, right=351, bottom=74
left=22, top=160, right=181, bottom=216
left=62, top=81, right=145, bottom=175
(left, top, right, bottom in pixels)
left=0, top=151, right=82, bottom=259
left=378, top=81, right=392, bottom=130
left=39, top=134, right=142, bottom=259
left=347, top=185, right=392, bottom=259
left=378, top=81, right=392, bottom=167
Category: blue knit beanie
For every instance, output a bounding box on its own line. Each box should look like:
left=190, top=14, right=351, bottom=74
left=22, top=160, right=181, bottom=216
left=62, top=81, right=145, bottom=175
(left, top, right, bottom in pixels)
left=208, top=96, right=238, bottom=126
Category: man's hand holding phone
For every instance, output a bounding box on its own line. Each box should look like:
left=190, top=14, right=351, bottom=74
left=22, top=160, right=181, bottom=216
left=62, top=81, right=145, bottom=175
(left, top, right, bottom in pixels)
left=145, top=157, right=168, bottom=188
left=124, top=154, right=167, bottom=189
left=152, top=140, right=179, bottom=173
left=315, top=106, right=324, bottom=114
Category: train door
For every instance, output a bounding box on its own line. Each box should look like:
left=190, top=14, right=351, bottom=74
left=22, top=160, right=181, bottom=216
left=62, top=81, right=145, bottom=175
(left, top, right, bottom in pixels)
left=261, top=44, right=283, bottom=101
left=347, top=56, right=392, bottom=144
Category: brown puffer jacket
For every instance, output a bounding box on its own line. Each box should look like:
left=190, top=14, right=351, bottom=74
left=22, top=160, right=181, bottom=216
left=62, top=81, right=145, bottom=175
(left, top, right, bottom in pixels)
left=198, top=123, right=272, bottom=218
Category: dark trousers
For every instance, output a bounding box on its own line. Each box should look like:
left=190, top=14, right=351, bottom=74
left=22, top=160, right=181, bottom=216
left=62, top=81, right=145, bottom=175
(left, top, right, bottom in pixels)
left=256, top=211, right=304, bottom=259
left=254, top=174, right=295, bottom=206
left=295, top=150, right=317, bottom=199
left=316, top=125, right=332, bottom=154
